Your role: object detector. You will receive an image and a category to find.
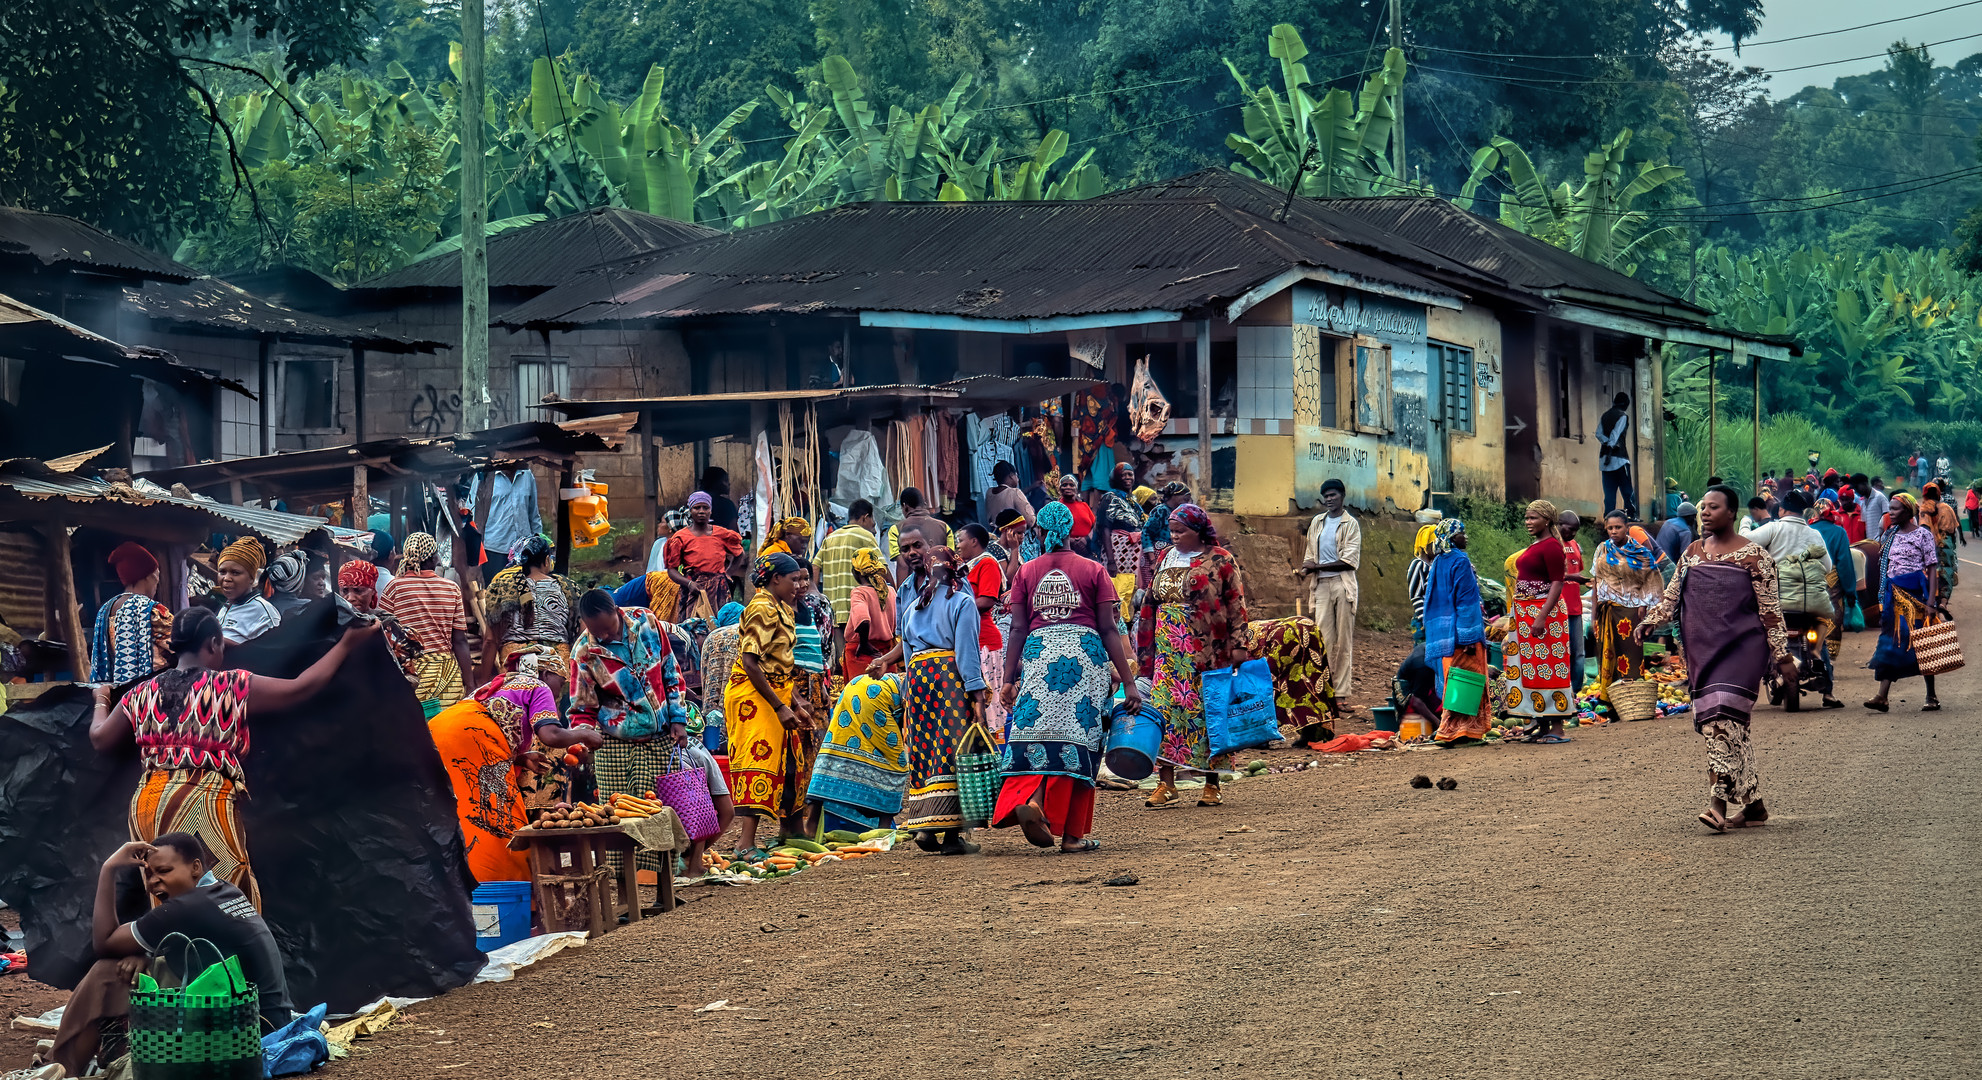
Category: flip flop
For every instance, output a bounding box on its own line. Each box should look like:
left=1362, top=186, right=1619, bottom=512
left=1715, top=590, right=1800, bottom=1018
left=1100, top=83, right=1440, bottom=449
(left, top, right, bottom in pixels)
left=1059, top=839, right=1101, bottom=854
left=1531, top=734, right=1573, bottom=744
left=1012, top=804, right=1056, bottom=848
left=1698, top=811, right=1727, bottom=833
left=1923, top=702, right=1943, bottom=712
left=1863, top=699, right=1890, bottom=712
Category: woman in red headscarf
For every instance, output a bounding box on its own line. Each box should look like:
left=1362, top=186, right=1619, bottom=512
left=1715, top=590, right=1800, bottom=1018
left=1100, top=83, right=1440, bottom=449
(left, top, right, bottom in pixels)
left=90, top=542, right=170, bottom=684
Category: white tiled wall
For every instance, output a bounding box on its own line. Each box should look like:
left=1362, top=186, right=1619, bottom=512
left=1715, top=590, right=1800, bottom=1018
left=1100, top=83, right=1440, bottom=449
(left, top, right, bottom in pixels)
left=1236, top=325, right=1294, bottom=421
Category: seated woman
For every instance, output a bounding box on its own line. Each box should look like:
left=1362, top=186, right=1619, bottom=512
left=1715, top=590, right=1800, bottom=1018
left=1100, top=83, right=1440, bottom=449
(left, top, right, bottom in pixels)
left=52, top=834, right=295, bottom=1077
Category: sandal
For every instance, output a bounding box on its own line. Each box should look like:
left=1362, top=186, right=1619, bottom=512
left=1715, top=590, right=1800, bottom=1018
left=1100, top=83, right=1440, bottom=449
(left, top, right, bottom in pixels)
left=1059, top=838, right=1101, bottom=854
left=1531, top=734, right=1573, bottom=744
left=1145, top=781, right=1179, bottom=808
left=1923, top=701, right=1943, bottom=712
left=1197, top=784, right=1223, bottom=808
left=1012, top=804, right=1056, bottom=848
left=1698, top=810, right=1728, bottom=833
left=1863, top=699, right=1890, bottom=712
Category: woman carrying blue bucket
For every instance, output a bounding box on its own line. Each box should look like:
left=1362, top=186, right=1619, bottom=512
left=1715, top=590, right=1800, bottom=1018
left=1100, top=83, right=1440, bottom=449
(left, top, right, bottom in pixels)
left=990, top=501, right=1141, bottom=853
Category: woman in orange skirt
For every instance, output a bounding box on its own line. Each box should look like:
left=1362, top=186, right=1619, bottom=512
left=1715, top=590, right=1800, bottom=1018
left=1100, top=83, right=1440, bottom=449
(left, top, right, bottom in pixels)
left=1506, top=500, right=1576, bottom=744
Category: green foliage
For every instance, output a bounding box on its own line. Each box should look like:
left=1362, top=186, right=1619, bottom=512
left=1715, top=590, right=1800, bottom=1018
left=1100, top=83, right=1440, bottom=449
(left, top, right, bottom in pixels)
left=1222, top=29, right=1418, bottom=199
left=1456, top=129, right=1684, bottom=272
left=1663, top=412, right=1884, bottom=499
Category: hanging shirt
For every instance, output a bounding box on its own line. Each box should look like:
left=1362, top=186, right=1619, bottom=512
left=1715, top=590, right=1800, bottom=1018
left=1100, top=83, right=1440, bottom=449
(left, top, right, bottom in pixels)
left=468, top=470, right=543, bottom=561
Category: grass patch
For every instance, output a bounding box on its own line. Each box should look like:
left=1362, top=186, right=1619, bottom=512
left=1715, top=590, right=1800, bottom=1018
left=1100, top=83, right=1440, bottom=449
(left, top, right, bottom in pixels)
left=1665, top=413, right=1884, bottom=498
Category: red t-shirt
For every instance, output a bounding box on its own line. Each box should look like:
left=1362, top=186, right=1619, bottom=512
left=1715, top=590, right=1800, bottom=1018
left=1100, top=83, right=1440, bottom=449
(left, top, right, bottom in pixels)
left=1560, top=539, right=1584, bottom=617
left=965, top=555, right=1004, bottom=650
left=1063, top=498, right=1096, bottom=539
left=1515, top=537, right=1565, bottom=583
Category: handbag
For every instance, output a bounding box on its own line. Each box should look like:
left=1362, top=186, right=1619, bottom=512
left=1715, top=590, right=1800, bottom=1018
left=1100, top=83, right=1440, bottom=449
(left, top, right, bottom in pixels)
left=1204, top=658, right=1279, bottom=759
left=129, top=934, right=262, bottom=1080
left=954, top=722, right=1002, bottom=828
left=652, top=746, right=721, bottom=841
left=1913, top=616, right=1964, bottom=675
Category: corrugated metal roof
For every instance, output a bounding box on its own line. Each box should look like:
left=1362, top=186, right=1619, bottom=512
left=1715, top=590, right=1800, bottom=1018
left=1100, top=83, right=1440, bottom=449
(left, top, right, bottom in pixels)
left=496, top=198, right=1460, bottom=329
left=0, top=462, right=327, bottom=544
left=358, top=207, right=719, bottom=291
left=1108, top=170, right=1700, bottom=314
left=142, top=439, right=471, bottom=503
left=0, top=291, right=254, bottom=397
left=0, top=206, right=200, bottom=281
left=123, top=278, right=439, bottom=351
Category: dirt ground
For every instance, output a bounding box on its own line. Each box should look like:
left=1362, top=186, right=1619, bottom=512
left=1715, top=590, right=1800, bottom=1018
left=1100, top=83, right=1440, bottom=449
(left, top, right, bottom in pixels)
left=11, top=571, right=1979, bottom=1078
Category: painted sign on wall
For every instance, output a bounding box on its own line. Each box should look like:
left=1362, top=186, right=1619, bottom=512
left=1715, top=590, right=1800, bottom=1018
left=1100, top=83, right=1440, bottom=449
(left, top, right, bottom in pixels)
left=1296, top=426, right=1382, bottom=507
left=1295, top=283, right=1427, bottom=342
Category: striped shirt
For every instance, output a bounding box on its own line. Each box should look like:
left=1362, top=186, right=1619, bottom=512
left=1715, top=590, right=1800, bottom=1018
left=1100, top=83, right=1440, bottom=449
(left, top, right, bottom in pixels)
left=380, top=571, right=466, bottom=652
left=815, top=524, right=876, bottom=626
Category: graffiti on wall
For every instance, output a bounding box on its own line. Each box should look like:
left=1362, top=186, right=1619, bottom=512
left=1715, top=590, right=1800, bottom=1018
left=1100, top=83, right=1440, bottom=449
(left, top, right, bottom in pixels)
left=407, top=385, right=461, bottom=436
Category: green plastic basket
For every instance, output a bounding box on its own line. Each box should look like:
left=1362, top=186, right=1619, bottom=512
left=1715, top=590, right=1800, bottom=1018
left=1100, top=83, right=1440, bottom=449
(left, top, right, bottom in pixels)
left=129, top=937, right=262, bottom=1080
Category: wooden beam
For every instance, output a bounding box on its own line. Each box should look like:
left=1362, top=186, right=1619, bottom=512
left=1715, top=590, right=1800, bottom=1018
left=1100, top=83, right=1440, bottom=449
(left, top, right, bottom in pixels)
left=43, top=522, right=89, bottom=680
left=641, top=408, right=659, bottom=559
left=1196, top=318, right=1212, bottom=501
left=1751, top=343, right=1761, bottom=491
left=351, top=464, right=369, bottom=531
left=555, top=463, right=576, bottom=577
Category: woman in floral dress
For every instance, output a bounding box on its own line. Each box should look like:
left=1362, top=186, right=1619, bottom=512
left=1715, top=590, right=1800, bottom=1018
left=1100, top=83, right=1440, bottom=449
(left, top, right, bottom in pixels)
left=1137, top=504, right=1248, bottom=808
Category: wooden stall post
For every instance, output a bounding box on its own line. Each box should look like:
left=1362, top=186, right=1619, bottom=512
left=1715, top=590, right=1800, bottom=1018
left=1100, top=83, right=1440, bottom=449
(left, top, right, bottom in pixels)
left=42, top=521, right=90, bottom=680
left=1744, top=343, right=1758, bottom=489
left=641, top=408, right=660, bottom=559
left=351, top=465, right=369, bottom=532
left=554, top=462, right=576, bottom=576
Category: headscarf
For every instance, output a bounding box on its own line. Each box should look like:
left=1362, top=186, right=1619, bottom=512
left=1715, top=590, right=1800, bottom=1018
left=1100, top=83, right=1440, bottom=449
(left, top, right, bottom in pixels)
left=1889, top=491, right=1918, bottom=528
left=1157, top=481, right=1190, bottom=499
left=266, top=551, right=307, bottom=594
left=1839, top=486, right=1859, bottom=511
left=1170, top=503, right=1217, bottom=546
left=1431, top=517, right=1464, bottom=556
left=752, top=550, right=801, bottom=587
left=369, top=529, right=394, bottom=560
left=338, top=559, right=379, bottom=592
left=1599, top=525, right=1660, bottom=571
left=1815, top=497, right=1842, bottom=526
left=1132, top=485, right=1157, bottom=509
left=773, top=516, right=809, bottom=541
left=400, top=532, right=439, bottom=575
left=108, top=541, right=159, bottom=587
left=216, top=536, right=266, bottom=574
left=511, top=534, right=553, bottom=566
left=687, top=491, right=713, bottom=509
left=1525, top=499, right=1560, bottom=537
left=1037, top=500, right=1075, bottom=551
left=1413, top=524, right=1437, bottom=559
left=852, top=546, right=890, bottom=588
left=1819, top=487, right=1839, bottom=505
left=714, top=601, right=745, bottom=628
left=1923, top=482, right=1941, bottom=502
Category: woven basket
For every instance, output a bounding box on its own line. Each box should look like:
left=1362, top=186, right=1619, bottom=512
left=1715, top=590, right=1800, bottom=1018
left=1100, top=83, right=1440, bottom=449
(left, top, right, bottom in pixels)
left=1914, top=618, right=1965, bottom=676
left=1604, top=679, right=1658, bottom=722
left=955, top=723, right=1002, bottom=828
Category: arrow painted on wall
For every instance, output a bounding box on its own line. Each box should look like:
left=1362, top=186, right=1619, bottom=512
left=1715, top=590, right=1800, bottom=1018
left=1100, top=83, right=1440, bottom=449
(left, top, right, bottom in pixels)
left=1504, top=415, right=1529, bottom=436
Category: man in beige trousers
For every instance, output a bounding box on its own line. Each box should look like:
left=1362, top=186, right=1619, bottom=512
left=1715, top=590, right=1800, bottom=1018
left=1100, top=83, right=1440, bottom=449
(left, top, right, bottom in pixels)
left=1302, top=478, right=1362, bottom=696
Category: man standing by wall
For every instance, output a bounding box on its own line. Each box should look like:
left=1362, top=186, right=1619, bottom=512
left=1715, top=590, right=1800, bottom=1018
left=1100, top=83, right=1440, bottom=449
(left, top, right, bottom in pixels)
left=1597, top=392, right=1636, bottom=517
left=1301, top=478, right=1361, bottom=697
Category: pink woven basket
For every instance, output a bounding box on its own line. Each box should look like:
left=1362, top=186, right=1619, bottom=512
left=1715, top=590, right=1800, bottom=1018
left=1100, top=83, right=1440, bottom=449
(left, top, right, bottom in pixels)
left=653, top=749, right=721, bottom=841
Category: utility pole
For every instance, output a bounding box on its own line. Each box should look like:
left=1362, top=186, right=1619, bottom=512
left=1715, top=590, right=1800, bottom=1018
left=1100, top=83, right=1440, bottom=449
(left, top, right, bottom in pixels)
left=459, top=0, right=489, bottom=433
left=1389, top=0, right=1406, bottom=182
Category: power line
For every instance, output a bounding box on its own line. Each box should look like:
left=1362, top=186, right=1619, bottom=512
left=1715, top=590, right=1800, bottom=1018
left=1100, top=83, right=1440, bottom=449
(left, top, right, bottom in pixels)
left=1410, top=1, right=1982, bottom=61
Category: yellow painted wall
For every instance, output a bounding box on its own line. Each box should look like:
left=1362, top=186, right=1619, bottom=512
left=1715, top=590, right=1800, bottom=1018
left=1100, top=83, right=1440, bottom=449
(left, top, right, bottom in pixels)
left=1428, top=303, right=1506, bottom=501
left=1234, top=434, right=1295, bottom=515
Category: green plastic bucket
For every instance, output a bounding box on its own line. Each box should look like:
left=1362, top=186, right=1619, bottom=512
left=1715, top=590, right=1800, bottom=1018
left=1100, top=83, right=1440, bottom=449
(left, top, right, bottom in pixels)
left=1442, top=666, right=1488, bottom=715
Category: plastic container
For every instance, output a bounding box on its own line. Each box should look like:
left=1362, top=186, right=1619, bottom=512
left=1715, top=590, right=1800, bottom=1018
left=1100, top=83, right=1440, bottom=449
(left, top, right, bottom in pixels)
left=1399, top=712, right=1431, bottom=741
left=1442, top=666, right=1488, bottom=716
left=470, top=880, right=532, bottom=952
left=1102, top=701, right=1164, bottom=780
left=1487, top=641, right=1504, bottom=670
left=1369, top=704, right=1401, bottom=731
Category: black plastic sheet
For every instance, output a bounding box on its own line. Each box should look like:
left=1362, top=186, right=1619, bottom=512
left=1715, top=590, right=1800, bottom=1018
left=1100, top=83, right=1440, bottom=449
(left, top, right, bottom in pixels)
left=0, top=598, right=486, bottom=1010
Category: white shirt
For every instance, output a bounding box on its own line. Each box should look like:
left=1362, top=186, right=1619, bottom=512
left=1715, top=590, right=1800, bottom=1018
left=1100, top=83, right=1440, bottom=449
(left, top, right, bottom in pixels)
left=219, top=595, right=281, bottom=645
left=1863, top=489, right=1890, bottom=528
left=1304, top=511, right=1361, bottom=579
left=1745, top=514, right=1833, bottom=571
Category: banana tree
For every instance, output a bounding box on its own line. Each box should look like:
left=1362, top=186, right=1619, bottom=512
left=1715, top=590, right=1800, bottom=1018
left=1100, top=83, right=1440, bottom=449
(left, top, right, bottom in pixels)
left=1223, top=27, right=1417, bottom=198
left=1457, top=129, right=1682, bottom=273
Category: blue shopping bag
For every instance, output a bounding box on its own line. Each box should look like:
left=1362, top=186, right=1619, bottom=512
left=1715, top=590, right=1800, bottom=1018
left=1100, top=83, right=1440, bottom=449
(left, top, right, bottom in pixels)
left=1203, top=658, right=1278, bottom=759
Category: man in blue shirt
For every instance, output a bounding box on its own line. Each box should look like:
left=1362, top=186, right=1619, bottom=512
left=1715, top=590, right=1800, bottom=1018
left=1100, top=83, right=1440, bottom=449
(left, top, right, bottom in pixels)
left=1656, top=501, right=1696, bottom=565
left=468, top=466, right=542, bottom=582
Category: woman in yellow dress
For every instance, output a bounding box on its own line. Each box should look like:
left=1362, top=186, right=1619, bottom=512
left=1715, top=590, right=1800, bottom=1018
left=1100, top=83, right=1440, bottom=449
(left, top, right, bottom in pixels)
left=725, top=552, right=814, bottom=854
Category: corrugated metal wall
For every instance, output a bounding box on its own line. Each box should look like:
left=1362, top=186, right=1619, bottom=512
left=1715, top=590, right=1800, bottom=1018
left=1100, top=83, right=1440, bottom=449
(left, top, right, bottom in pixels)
left=0, top=527, right=48, bottom=636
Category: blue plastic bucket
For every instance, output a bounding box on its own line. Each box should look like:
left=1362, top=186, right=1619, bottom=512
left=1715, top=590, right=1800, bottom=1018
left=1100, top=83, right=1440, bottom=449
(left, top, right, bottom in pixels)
left=1103, top=701, right=1165, bottom=781
left=471, top=881, right=532, bottom=952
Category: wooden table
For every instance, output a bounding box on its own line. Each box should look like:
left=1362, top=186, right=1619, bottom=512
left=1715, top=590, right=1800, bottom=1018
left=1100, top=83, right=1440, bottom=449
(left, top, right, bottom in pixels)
left=508, top=825, right=674, bottom=937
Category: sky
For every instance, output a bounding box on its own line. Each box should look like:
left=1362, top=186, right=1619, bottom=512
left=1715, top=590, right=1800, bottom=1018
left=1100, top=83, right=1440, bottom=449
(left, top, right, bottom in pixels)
left=1704, top=0, right=1982, bottom=96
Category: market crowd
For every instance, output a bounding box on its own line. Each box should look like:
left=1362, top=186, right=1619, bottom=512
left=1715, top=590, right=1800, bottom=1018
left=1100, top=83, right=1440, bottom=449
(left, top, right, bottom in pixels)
left=42, top=450, right=1963, bottom=1075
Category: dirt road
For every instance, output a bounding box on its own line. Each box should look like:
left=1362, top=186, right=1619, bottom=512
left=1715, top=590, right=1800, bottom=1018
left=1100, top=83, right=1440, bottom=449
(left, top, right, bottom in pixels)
left=333, top=599, right=1979, bottom=1080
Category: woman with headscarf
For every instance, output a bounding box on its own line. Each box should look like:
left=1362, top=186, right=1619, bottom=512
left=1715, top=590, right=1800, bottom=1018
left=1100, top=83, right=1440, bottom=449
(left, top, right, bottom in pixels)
left=726, top=553, right=813, bottom=853
left=380, top=532, right=473, bottom=715
left=761, top=517, right=813, bottom=560
left=1590, top=511, right=1670, bottom=697
left=663, top=491, right=745, bottom=621
left=1406, top=523, right=1437, bottom=642
left=1639, top=485, right=1796, bottom=831
left=90, top=542, right=171, bottom=684
left=1237, top=617, right=1337, bottom=747
left=806, top=673, right=911, bottom=834
left=1865, top=492, right=1944, bottom=712
left=265, top=551, right=313, bottom=620
left=992, top=500, right=1138, bottom=852
left=1422, top=518, right=1491, bottom=745
left=789, top=559, right=837, bottom=742
left=1137, top=504, right=1249, bottom=808
left=847, top=547, right=898, bottom=678
left=429, top=672, right=597, bottom=884
left=1919, top=482, right=1961, bottom=594
left=1087, top=483, right=1145, bottom=604
left=1506, top=500, right=1575, bottom=744
left=213, top=537, right=280, bottom=646
left=483, top=534, right=582, bottom=690
left=882, top=540, right=986, bottom=853
left=90, top=608, right=378, bottom=908
left=1837, top=484, right=1867, bottom=543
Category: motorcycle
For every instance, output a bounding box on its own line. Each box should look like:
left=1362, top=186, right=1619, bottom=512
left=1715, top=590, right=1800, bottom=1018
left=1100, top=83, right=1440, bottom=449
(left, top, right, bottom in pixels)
left=1770, top=610, right=1832, bottom=711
